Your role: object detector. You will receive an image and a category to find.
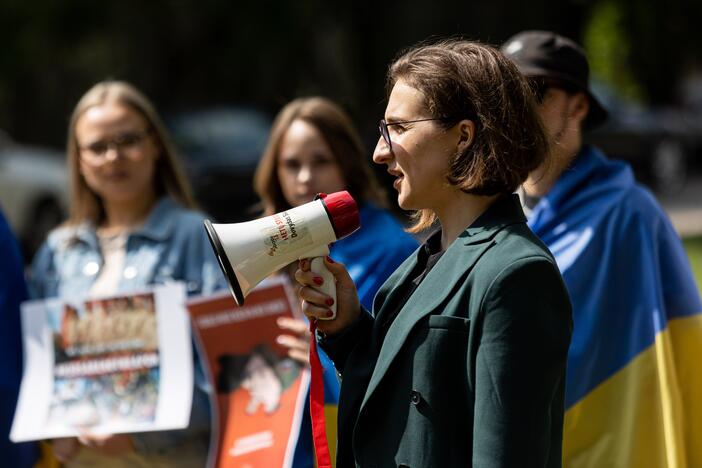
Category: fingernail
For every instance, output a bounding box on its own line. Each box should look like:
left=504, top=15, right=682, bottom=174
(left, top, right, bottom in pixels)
left=325, top=298, right=334, bottom=306
left=313, top=276, right=324, bottom=286
left=325, top=256, right=335, bottom=264
left=325, top=310, right=335, bottom=318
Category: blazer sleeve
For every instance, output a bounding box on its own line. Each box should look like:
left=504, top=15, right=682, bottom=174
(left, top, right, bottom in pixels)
left=472, top=256, right=572, bottom=468
left=319, top=307, right=374, bottom=374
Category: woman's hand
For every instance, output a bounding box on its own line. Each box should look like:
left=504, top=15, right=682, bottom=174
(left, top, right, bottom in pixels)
left=295, top=256, right=361, bottom=336
left=76, top=433, right=135, bottom=456
left=53, top=437, right=80, bottom=463
left=276, top=317, right=311, bottom=365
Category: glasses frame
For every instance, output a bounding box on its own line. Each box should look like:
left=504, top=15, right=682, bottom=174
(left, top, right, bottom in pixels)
left=378, top=118, right=445, bottom=151
left=78, top=128, right=153, bottom=165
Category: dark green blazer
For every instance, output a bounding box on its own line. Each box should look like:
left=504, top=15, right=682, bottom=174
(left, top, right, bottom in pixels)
left=322, top=195, right=572, bottom=468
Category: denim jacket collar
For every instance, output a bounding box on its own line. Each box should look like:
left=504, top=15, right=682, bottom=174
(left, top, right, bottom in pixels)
left=68, top=197, right=179, bottom=247
left=131, top=197, right=180, bottom=241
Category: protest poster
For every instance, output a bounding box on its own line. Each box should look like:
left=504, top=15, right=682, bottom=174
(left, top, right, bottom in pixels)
left=10, top=283, right=194, bottom=442
left=188, top=276, right=309, bottom=468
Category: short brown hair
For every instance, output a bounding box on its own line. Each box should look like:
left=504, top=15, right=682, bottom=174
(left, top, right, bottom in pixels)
left=254, top=97, right=387, bottom=216
left=387, top=39, right=549, bottom=230
left=66, top=81, right=196, bottom=225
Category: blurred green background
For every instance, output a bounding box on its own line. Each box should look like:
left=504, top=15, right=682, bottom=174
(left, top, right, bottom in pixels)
left=2, top=0, right=702, bottom=148
left=684, top=237, right=702, bottom=291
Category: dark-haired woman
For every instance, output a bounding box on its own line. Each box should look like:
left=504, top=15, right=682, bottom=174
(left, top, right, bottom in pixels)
left=296, top=40, right=573, bottom=467
left=254, top=97, right=417, bottom=465
left=254, top=96, right=418, bottom=310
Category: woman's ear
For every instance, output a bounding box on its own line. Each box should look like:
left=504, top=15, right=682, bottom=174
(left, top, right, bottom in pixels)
left=456, top=119, right=476, bottom=154
left=569, top=92, right=590, bottom=125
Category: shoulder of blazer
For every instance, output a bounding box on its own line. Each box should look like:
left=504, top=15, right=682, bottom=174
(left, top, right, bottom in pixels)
left=372, top=194, right=531, bottom=315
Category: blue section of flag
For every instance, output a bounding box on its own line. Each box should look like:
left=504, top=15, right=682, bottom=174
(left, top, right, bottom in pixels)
left=330, top=203, right=418, bottom=311
left=528, top=146, right=702, bottom=408
left=320, top=348, right=340, bottom=404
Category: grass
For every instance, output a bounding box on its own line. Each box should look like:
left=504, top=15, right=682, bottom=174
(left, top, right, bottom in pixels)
left=683, top=236, right=702, bottom=293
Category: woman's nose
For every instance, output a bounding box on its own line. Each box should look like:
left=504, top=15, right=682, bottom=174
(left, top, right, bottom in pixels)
left=297, top=165, right=312, bottom=183
left=103, top=145, right=122, bottom=162
left=372, top=136, right=391, bottom=165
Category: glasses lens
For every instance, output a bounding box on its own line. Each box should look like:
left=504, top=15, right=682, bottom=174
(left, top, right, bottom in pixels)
left=85, top=142, right=108, bottom=157
left=379, top=120, right=391, bottom=148
left=115, top=131, right=143, bottom=149
left=80, top=129, right=149, bottom=163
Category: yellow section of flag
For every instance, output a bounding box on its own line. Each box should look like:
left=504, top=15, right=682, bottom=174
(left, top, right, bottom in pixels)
left=564, top=314, right=702, bottom=468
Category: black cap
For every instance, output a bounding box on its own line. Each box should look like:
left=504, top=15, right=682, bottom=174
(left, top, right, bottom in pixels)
left=501, top=30, right=607, bottom=128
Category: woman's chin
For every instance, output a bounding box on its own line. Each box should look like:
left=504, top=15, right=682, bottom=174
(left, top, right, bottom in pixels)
left=95, top=189, right=149, bottom=206
left=396, top=193, right=416, bottom=211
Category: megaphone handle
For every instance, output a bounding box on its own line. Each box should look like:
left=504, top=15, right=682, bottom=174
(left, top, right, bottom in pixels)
left=310, top=256, right=337, bottom=320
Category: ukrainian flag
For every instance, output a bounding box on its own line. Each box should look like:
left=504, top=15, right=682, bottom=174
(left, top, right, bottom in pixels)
left=294, top=346, right=339, bottom=468
left=321, top=349, right=340, bottom=466
left=528, top=146, right=702, bottom=468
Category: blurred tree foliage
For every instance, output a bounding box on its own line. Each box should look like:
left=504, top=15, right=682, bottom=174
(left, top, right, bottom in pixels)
left=583, top=0, right=644, bottom=102
left=0, top=0, right=586, bottom=148
left=583, top=0, right=702, bottom=105
left=5, top=0, right=698, bottom=149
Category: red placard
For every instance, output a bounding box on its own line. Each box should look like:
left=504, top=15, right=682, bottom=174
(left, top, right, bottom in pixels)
left=188, top=277, right=309, bottom=468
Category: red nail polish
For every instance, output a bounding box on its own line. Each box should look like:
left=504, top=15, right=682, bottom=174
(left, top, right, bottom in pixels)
left=326, top=256, right=335, bottom=264
left=326, top=310, right=335, bottom=318
left=313, top=276, right=323, bottom=286
left=325, top=298, right=335, bottom=306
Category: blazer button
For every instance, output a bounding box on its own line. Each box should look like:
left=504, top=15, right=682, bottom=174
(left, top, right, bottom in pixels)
left=410, top=390, right=421, bottom=405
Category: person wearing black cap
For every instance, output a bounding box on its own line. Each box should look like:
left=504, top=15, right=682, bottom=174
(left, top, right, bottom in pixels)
left=503, top=30, right=702, bottom=467
left=502, top=31, right=608, bottom=203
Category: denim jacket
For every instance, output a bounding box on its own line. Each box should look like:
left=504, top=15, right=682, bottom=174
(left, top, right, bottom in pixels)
left=29, top=197, right=224, bottom=298
left=29, top=197, right=226, bottom=466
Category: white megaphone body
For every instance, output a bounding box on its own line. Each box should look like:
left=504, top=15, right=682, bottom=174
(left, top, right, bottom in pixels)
left=204, top=191, right=360, bottom=319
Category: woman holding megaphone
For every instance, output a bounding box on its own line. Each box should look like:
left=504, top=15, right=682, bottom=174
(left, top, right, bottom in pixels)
left=253, top=96, right=418, bottom=465
left=296, top=40, right=573, bottom=468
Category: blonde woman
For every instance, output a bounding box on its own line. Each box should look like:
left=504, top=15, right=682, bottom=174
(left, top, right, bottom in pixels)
left=29, top=81, right=224, bottom=467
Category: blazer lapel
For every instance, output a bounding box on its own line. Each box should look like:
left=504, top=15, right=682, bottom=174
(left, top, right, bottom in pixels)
left=358, top=194, right=527, bottom=414
left=371, top=247, right=420, bottom=320
left=358, top=236, right=493, bottom=413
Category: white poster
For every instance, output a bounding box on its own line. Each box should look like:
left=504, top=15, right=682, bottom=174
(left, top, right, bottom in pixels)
left=11, top=283, right=194, bottom=442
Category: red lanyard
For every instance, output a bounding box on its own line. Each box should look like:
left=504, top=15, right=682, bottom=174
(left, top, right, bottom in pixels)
left=309, top=320, right=333, bottom=468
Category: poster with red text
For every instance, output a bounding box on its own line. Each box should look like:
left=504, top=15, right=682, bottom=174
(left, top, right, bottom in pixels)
left=11, top=283, right=193, bottom=441
left=188, top=276, right=309, bottom=468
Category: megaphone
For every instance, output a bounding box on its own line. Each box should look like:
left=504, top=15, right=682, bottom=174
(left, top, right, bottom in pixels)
left=204, top=191, right=360, bottom=319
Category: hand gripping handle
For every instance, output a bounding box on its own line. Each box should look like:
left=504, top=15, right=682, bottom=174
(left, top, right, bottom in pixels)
left=310, top=256, right=336, bottom=320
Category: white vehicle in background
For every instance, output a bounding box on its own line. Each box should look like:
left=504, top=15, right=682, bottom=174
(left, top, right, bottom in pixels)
left=0, top=129, right=68, bottom=262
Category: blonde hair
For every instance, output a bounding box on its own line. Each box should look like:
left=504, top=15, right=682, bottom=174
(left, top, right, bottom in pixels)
left=66, top=81, right=196, bottom=225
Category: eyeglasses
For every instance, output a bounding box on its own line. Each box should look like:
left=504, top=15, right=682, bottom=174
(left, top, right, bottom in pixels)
left=378, top=118, right=444, bottom=151
left=78, top=128, right=152, bottom=164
